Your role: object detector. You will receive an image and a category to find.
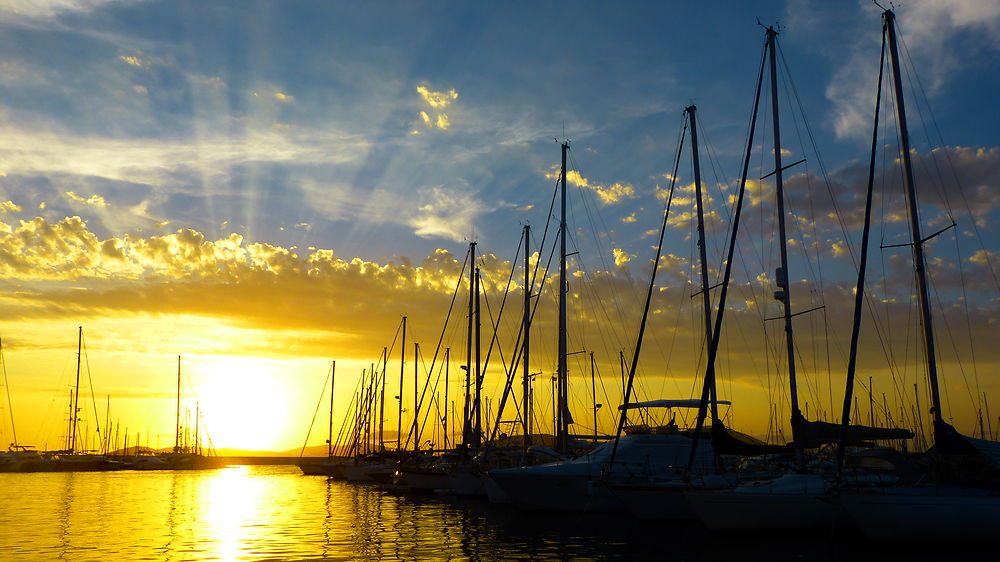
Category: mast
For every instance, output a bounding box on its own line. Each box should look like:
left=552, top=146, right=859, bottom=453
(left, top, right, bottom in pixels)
left=557, top=141, right=570, bottom=453
left=590, top=352, right=598, bottom=444
left=444, top=347, right=450, bottom=449
left=766, top=26, right=802, bottom=437
left=397, top=316, right=406, bottom=451
left=686, top=105, right=718, bottom=422
left=884, top=9, right=943, bottom=427
left=70, top=326, right=82, bottom=454
left=329, top=360, right=337, bottom=459
left=473, top=267, right=482, bottom=448
left=522, top=224, right=532, bottom=458
left=413, top=342, right=419, bottom=451
left=174, top=354, right=181, bottom=453
left=194, top=401, right=200, bottom=456
left=463, top=242, right=475, bottom=452
left=378, top=350, right=385, bottom=452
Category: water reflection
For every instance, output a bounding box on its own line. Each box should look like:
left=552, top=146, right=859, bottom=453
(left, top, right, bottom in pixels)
left=0, top=466, right=990, bottom=561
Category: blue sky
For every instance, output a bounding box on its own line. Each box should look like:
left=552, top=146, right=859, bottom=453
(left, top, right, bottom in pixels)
left=1, top=0, right=1000, bottom=450
left=0, top=1, right=997, bottom=259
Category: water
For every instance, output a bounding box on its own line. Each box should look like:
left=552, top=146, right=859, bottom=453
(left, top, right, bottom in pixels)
left=0, top=466, right=990, bottom=560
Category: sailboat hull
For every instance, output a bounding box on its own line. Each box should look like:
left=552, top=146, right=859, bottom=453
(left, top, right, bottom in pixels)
left=839, top=487, right=1000, bottom=541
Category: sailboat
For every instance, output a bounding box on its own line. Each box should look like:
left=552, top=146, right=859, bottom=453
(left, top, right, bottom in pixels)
left=487, top=142, right=710, bottom=512
left=156, top=355, right=225, bottom=470
left=836, top=9, right=1000, bottom=541
left=297, top=361, right=344, bottom=477
left=680, top=23, right=911, bottom=532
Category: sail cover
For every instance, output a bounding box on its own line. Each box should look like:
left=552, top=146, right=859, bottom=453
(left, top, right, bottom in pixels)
left=619, top=399, right=732, bottom=410
left=792, top=413, right=914, bottom=449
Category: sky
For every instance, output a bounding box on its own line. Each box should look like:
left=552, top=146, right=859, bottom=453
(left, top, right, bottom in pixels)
left=1, top=0, right=999, bottom=453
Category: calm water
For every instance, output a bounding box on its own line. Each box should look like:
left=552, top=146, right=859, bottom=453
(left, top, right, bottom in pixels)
left=0, top=465, right=990, bottom=561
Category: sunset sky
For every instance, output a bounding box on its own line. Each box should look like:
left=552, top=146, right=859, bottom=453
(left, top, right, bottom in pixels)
left=1, top=0, right=999, bottom=453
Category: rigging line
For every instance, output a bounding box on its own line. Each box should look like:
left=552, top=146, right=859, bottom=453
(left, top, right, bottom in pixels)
left=927, top=269, right=978, bottom=420
left=696, top=115, right=735, bottom=271
left=1, top=342, right=16, bottom=447
left=567, top=149, right=640, bottom=343
left=777, top=41, right=860, bottom=269
left=953, top=234, right=984, bottom=408
left=81, top=334, right=103, bottom=449
left=610, top=110, right=687, bottom=466
left=298, top=365, right=332, bottom=458
left=408, top=245, right=470, bottom=446
left=476, top=266, right=518, bottom=444
left=896, top=26, right=956, bottom=225
left=899, top=23, right=1000, bottom=296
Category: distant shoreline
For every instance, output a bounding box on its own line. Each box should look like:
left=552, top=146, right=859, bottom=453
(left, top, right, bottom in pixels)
left=216, top=456, right=351, bottom=465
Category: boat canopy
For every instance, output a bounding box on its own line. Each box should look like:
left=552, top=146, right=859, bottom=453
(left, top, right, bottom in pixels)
left=792, top=413, right=914, bottom=449
left=618, top=399, right=732, bottom=410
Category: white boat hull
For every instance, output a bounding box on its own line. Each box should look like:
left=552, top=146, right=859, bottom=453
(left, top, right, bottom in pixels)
left=685, top=474, right=845, bottom=531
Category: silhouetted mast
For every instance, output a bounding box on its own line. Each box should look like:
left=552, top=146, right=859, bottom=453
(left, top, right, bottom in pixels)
left=557, top=141, right=571, bottom=453
left=765, top=26, right=802, bottom=441
left=329, top=360, right=337, bottom=458
left=174, top=354, right=181, bottom=453
left=397, top=316, right=406, bottom=451
left=522, top=224, right=532, bottom=459
left=884, top=9, right=943, bottom=427
left=70, top=326, right=82, bottom=454
left=686, top=105, right=719, bottom=421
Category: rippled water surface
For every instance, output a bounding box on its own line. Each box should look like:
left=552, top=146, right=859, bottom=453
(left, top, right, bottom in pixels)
left=0, top=465, right=990, bottom=561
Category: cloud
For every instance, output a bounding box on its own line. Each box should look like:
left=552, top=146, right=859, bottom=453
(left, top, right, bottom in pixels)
left=0, top=0, right=130, bottom=20
left=274, top=92, right=294, bottom=103
left=544, top=168, right=636, bottom=205
left=0, top=201, right=23, bottom=213
left=612, top=247, right=631, bottom=267
left=119, top=55, right=148, bottom=69
left=416, top=86, right=458, bottom=109
left=826, top=2, right=1000, bottom=140
left=65, top=191, right=109, bottom=207
left=414, top=85, right=458, bottom=132
left=621, top=212, right=637, bottom=223
left=407, top=186, right=488, bottom=242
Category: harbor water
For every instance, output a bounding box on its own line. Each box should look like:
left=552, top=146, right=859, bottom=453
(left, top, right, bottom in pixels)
left=0, top=465, right=990, bottom=560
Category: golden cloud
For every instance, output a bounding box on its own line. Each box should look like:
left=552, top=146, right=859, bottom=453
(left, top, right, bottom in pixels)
left=543, top=169, right=636, bottom=205
left=65, top=191, right=109, bottom=207
left=274, top=92, right=294, bottom=103
left=416, top=86, right=458, bottom=108
left=0, top=200, right=22, bottom=213
left=119, top=55, right=147, bottom=68
left=612, top=248, right=632, bottom=267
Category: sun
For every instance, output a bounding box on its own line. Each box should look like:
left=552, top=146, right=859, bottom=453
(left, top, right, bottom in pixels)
left=185, top=356, right=292, bottom=452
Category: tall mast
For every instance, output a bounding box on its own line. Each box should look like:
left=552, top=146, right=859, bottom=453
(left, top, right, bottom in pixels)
left=174, top=354, right=181, bottom=453
left=884, top=10, right=943, bottom=426
left=397, top=316, right=406, bottom=450
left=463, top=242, right=475, bottom=452
left=522, top=224, right=532, bottom=458
left=473, top=266, right=482, bottom=448
left=444, top=347, right=450, bottom=449
left=377, top=350, right=385, bottom=452
left=557, top=141, right=570, bottom=452
left=766, top=26, right=802, bottom=434
left=194, top=401, right=200, bottom=455
left=412, top=342, right=419, bottom=451
left=329, top=360, right=337, bottom=459
left=686, top=105, right=718, bottom=421
left=70, top=326, right=82, bottom=454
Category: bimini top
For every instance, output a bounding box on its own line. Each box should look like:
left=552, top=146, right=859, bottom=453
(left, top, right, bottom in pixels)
left=619, top=399, right=732, bottom=410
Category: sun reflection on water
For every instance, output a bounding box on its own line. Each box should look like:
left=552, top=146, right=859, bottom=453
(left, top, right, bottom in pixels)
left=202, top=466, right=255, bottom=561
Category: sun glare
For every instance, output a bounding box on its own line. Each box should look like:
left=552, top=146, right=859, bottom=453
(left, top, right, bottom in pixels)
left=189, top=357, right=292, bottom=452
